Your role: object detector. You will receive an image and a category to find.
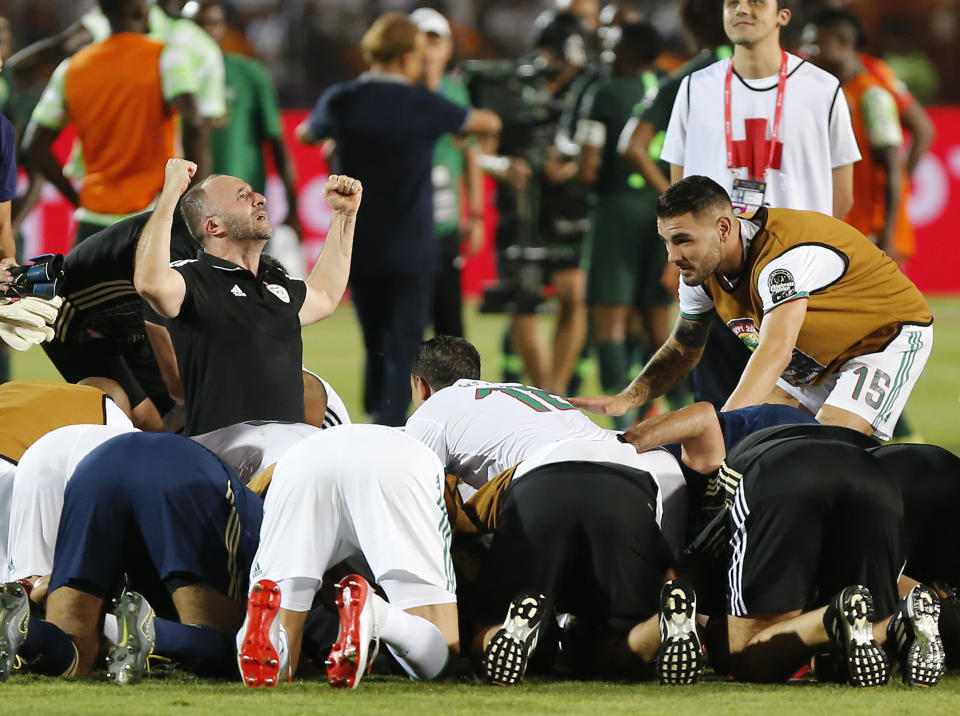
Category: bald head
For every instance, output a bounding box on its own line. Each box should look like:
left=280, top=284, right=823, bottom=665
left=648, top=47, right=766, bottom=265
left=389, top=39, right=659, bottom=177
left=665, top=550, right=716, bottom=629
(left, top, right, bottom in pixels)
left=180, top=174, right=273, bottom=245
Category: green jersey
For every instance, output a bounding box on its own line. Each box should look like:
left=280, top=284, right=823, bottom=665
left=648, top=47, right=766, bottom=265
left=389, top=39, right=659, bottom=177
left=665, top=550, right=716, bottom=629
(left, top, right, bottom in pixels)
left=637, top=46, right=732, bottom=171
left=432, top=74, right=471, bottom=235
left=211, top=53, right=284, bottom=194
left=582, top=72, right=659, bottom=194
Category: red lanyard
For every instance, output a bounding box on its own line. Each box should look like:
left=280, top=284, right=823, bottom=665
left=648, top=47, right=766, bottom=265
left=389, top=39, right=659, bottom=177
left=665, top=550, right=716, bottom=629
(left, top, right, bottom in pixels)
left=725, top=51, right=789, bottom=180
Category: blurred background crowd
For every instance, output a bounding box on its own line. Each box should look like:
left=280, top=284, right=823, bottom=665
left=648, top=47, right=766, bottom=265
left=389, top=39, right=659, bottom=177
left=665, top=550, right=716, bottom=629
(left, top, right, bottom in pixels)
left=5, top=0, right=958, bottom=107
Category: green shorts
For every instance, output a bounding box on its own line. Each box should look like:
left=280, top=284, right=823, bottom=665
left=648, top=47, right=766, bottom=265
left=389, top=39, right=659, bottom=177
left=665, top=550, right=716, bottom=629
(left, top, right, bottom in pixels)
left=584, top=191, right=673, bottom=308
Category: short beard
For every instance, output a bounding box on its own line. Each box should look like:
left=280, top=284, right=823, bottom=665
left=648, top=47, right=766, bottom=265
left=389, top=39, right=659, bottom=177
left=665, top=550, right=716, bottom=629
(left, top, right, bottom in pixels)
left=222, top=212, right=273, bottom=243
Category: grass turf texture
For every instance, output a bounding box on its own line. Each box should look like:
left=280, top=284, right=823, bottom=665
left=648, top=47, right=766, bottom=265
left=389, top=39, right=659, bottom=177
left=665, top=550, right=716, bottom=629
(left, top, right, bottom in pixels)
left=7, top=297, right=960, bottom=710
left=7, top=672, right=960, bottom=714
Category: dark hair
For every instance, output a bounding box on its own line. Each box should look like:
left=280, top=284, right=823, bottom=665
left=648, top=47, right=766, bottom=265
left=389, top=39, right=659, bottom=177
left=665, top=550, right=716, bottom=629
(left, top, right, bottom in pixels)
left=808, top=7, right=867, bottom=50
left=412, top=336, right=481, bottom=390
left=617, top=21, right=662, bottom=66
left=99, top=0, right=142, bottom=18
left=680, top=0, right=728, bottom=50
left=656, top=175, right=732, bottom=220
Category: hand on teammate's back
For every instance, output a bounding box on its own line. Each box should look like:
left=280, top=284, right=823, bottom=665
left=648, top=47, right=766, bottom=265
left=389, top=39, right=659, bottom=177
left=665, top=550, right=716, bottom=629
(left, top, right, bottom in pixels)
left=567, top=393, right=635, bottom=416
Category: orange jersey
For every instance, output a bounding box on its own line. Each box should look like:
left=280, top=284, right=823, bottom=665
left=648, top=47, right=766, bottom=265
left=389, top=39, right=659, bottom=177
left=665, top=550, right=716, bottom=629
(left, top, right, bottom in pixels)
left=64, top=33, right=176, bottom=215
left=842, top=71, right=913, bottom=258
left=0, top=382, right=109, bottom=464
left=858, top=55, right=917, bottom=259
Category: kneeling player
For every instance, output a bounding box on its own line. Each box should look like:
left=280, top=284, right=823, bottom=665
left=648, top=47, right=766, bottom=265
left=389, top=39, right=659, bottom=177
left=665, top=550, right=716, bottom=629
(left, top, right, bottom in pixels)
left=238, top=424, right=458, bottom=689
left=0, top=433, right=262, bottom=683
left=464, top=440, right=702, bottom=685
left=715, top=426, right=944, bottom=686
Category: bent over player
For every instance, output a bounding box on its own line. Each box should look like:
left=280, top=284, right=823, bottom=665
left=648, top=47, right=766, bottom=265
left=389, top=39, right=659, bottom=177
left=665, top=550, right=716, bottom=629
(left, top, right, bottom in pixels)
left=238, top=425, right=458, bottom=689
left=573, top=176, right=932, bottom=440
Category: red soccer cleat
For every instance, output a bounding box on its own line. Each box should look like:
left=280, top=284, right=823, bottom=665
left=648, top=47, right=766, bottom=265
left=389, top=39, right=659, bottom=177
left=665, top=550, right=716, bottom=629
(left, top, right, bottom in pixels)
left=238, top=579, right=286, bottom=688
left=326, top=574, right=379, bottom=689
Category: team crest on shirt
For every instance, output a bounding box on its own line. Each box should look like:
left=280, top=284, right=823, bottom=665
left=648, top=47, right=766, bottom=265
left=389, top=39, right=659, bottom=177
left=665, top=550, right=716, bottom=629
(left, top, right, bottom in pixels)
left=767, top=269, right=796, bottom=304
left=727, top=318, right=760, bottom=352
left=265, top=283, right=290, bottom=303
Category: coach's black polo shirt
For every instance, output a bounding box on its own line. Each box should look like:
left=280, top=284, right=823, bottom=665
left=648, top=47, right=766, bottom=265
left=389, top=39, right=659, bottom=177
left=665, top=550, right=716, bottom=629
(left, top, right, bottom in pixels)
left=167, top=252, right=307, bottom=436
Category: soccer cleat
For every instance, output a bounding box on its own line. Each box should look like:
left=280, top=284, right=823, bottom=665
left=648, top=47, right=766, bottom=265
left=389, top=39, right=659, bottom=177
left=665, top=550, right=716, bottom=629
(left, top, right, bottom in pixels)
left=326, top=575, right=379, bottom=689
left=0, top=582, right=29, bottom=682
left=238, top=579, right=286, bottom=688
left=106, top=591, right=156, bottom=685
left=823, top=585, right=888, bottom=687
left=656, top=579, right=703, bottom=685
left=887, top=584, right=945, bottom=687
left=482, top=592, right=551, bottom=686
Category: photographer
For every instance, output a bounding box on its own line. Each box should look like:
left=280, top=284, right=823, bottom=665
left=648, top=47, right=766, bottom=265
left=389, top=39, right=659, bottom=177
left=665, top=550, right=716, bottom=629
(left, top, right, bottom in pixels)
left=468, top=11, right=595, bottom=392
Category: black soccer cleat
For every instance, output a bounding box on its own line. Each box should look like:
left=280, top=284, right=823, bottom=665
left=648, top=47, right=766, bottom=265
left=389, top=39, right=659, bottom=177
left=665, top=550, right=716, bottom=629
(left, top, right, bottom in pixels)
left=887, top=584, right=945, bottom=687
left=0, top=582, right=29, bottom=682
left=656, top=579, right=703, bottom=685
left=482, top=593, right=551, bottom=686
left=823, top=584, right=889, bottom=687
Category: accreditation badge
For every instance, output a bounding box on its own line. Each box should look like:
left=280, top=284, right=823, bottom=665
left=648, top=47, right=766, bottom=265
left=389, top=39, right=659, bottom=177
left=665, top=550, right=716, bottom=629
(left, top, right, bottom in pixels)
left=730, top=178, right=766, bottom=216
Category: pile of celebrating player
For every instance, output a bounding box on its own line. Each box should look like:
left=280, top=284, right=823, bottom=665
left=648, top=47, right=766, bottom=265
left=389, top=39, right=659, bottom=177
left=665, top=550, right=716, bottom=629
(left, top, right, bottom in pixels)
left=0, top=0, right=956, bottom=696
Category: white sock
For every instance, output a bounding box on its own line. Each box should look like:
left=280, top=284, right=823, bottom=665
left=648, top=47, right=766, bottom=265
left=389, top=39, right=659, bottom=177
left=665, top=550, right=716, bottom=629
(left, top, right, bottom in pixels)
left=371, top=594, right=449, bottom=680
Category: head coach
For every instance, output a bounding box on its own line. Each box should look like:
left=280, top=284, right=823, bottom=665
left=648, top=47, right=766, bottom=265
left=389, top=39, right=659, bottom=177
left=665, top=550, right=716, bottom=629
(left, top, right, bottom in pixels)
left=134, top=157, right=361, bottom=436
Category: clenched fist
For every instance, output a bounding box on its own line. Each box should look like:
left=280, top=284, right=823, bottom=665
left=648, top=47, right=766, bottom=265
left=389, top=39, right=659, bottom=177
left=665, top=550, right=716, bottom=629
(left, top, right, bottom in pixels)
left=162, top=158, right=198, bottom=198
left=323, top=174, right=362, bottom=216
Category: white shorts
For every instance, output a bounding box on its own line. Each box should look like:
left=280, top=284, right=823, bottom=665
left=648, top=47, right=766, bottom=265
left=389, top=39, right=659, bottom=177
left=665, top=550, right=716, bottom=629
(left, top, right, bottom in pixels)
left=250, top=424, right=456, bottom=612
left=6, top=423, right=138, bottom=581
left=776, top=323, right=933, bottom=441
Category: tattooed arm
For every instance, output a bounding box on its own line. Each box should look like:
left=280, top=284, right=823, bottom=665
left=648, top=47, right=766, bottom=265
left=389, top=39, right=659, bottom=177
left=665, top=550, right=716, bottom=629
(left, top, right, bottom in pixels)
left=569, top=313, right=711, bottom=416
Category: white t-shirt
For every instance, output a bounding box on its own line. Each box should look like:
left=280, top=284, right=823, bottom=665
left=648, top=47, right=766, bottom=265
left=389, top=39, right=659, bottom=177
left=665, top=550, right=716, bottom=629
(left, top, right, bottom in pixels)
left=661, top=54, right=861, bottom=214
left=678, top=217, right=847, bottom=318
left=405, top=379, right=614, bottom=493
left=192, top=421, right=322, bottom=483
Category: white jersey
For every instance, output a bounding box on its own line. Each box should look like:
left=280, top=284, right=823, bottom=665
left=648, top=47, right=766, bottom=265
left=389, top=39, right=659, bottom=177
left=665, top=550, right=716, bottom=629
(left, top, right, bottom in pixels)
left=302, top=370, right=352, bottom=429
left=661, top=54, right=861, bottom=214
left=191, top=421, right=322, bottom=484
left=514, top=438, right=688, bottom=554
left=405, top=379, right=614, bottom=493
left=250, top=424, right=456, bottom=612
left=6, top=423, right=138, bottom=580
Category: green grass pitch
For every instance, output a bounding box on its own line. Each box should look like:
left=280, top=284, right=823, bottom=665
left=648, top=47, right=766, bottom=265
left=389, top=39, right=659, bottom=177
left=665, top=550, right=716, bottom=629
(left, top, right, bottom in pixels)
left=6, top=297, right=960, bottom=711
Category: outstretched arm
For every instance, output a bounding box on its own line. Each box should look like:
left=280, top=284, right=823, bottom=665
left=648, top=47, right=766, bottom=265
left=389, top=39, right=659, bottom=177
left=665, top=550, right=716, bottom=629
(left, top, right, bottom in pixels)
left=620, top=401, right=727, bottom=473
left=570, top=314, right=711, bottom=416
left=133, top=159, right=194, bottom=318
left=297, top=175, right=361, bottom=325
left=722, top=299, right=807, bottom=411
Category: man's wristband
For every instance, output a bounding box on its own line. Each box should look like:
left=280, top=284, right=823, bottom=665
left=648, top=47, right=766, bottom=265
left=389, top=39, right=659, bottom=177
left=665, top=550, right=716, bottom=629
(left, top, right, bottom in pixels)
left=478, top=155, right=510, bottom=174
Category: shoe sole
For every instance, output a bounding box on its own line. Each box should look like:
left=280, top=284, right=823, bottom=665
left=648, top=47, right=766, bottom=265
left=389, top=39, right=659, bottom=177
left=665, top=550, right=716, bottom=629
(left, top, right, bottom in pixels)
left=326, top=576, right=377, bottom=689
left=838, top=586, right=888, bottom=687
left=0, top=583, right=29, bottom=683
left=657, top=581, right=703, bottom=685
left=106, top=591, right=155, bottom=685
left=901, top=585, right=945, bottom=687
left=239, top=580, right=283, bottom=688
left=483, top=593, right=549, bottom=686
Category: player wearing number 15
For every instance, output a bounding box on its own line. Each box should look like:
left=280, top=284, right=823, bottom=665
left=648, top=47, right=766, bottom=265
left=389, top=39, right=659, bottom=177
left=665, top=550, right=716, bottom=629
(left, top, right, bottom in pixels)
left=572, top=176, right=932, bottom=441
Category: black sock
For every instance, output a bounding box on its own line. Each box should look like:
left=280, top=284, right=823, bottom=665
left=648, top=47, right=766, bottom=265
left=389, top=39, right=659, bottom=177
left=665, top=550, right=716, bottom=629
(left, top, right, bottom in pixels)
left=154, top=618, right=236, bottom=678
left=20, top=617, right=77, bottom=676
